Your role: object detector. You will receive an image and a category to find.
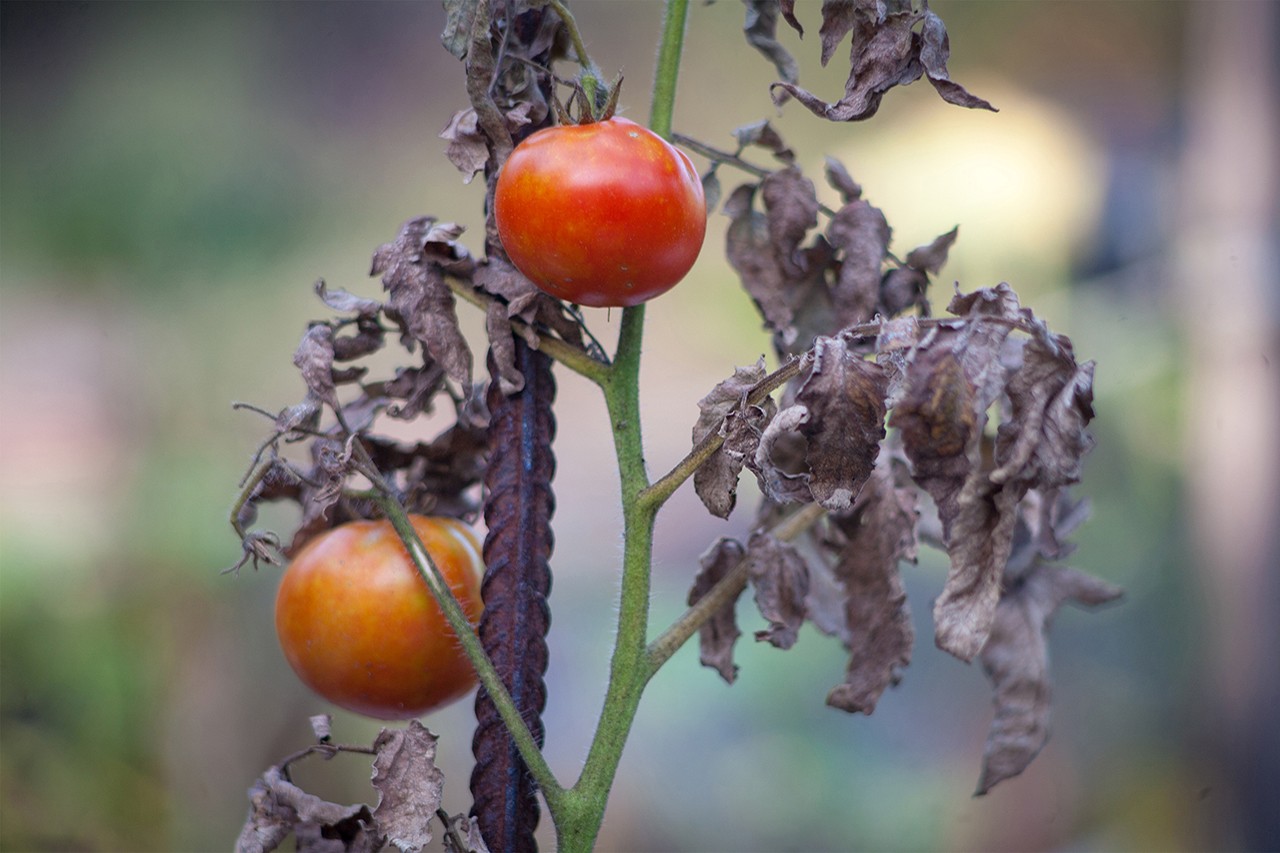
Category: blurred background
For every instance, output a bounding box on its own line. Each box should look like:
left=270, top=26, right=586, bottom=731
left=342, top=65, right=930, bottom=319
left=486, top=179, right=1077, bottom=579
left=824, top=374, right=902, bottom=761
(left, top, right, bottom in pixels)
left=2, top=1, right=1277, bottom=850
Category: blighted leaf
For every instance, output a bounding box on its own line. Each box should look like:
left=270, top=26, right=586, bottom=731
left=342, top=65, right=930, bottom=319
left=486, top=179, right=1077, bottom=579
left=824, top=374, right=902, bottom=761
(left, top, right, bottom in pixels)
left=690, top=538, right=748, bottom=683
left=702, top=168, right=723, bottom=214
left=762, top=167, right=821, bottom=279
left=826, top=199, right=891, bottom=326
left=732, top=119, right=796, bottom=164
left=441, top=0, right=481, bottom=60
left=815, top=454, right=917, bottom=714
left=773, top=3, right=993, bottom=122
left=880, top=226, right=956, bottom=317
left=725, top=183, right=795, bottom=343
left=236, top=766, right=376, bottom=853
left=372, top=722, right=445, bottom=853
left=440, top=109, right=490, bottom=183
left=874, top=315, right=922, bottom=407
left=747, top=531, right=811, bottom=649
left=824, top=156, right=862, bottom=204
left=692, top=359, right=776, bottom=519
left=373, top=217, right=474, bottom=387
left=905, top=226, right=959, bottom=275
left=294, top=324, right=340, bottom=412
left=751, top=403, right=815, bottom=504
left=743, top=0, right=800, bottom=91
left=441, top=812, right=491, bottom=853
left=993, top=335, right=1096, bottom=492
left=794, top=336, right=888, bottom=510
left=919, top=10, right=997, bottom=112
left=316, top=279, right=382, bottom=317
left=976, top=562, right=1122, bottom=794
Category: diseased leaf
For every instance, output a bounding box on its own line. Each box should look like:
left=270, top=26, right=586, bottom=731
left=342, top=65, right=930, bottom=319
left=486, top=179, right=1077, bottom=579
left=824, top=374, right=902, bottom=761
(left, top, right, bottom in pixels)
left=826, top=198, right=891, bottom=326
left=441, top=104, right=537, bottom=184
left=919, top=10, right=997, bottom=112
left=294, top=324, right=339, bottom=412
left=762, top=167, right=820, bottom=279
left=976, top=562, right=1121, bottom=794
left=441, top=813, right=491, bottom=853
left=441, top=0, right=481, bottom=60
left=689, top=538, right=748, bottom=683
left=742, top=0, right=800, bottom=92
left=725, top=183, right=795, bottom=344
left=372, top=722, right=445, bottom=853
left=747, top=531, right=811, bottom=649
left=773, top=3, right=993, bottom=122
left=750, top=403, right=814, bottom=505
left=693, top=359, right=776, bottom=519
left=316, top=279, right=382, bottom=317
left=824, top=155, right=862, bottom=204
left=794, top=336, right=888, bottom=510
left=814, top=453, right=918, bottom=713
left=236, top=766, right=376, bottom=853
left=874, top=315, right=922, bottom=407
left=373, top=217, right=474, bottom=387
left=733, top=119, right=796, bottom=165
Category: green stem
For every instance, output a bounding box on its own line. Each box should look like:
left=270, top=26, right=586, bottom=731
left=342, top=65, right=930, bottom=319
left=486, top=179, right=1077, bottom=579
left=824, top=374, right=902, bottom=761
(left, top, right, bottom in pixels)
left=649, top=0, right=689, bottom=139
left=356, top=454, right=565, bottom=806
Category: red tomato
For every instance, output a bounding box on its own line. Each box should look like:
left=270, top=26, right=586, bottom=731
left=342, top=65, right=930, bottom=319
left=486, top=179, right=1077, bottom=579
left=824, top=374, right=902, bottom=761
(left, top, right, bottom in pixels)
left=494, top=117, right=706, bottom=308
left=274, top=516, right=484, bottom=720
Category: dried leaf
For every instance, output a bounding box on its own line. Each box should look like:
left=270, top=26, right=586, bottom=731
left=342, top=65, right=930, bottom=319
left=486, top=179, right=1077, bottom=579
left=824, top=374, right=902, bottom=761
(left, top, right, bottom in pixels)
left=372, top=722, right=445, bottom=853
left=733, top=119, right=796, bottom=165
left=294, top=324, right=339, bottom=412
left=693, top=359, right=776, bottom=519
left=750, top=404, right=815, bottom=505
left=441, top=812, right=491, bottom=853
left=316, top=279, right=382, bottom=317
left=236, top=766, right=376, bottom=853
left=976, top=562, right=1121, bottom=794
left=762, top=167, right=821, bottom=279
left=773, top=3, right=994, bottom=122
left=742, top=0, right=800, bottom=90
left=795, top=336, right=888, bottom=510
left=747, top=531, right=811, bottom=649
left=815, top=454, right=917, bottom=713
left=826, top=199, right=891, bottom=326
left=689, top=538, right=748, bottom=683
left=824, top=156, right=862, bottom=204
left=373, top=217, right=474, bottom=387
left=919, top=10, right=997, bottom=112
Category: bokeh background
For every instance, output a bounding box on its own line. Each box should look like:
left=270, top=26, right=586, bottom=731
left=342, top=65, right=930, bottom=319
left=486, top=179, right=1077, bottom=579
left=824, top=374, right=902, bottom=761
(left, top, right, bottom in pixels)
left=2, top=1, right=1277, bottom=850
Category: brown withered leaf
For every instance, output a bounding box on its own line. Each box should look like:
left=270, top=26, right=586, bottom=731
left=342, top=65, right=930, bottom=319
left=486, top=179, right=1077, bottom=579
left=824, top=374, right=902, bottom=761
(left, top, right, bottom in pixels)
left=826, top=198, right=891, bottom=327
left=236, top=765, right=376, bottom=853
left=879, top=226, right=955, bottom=318
left=874, top=315, right=922, bottom=407
left=750, top=404, right=814, bottom=505
left=692, top=359, right=776, bottom=519
left=440, top=103, right=536, bottom=184
left=814, top=453, right=918, bottom=714
left=824, top=156, right=862, bottom=204
left=733, top=119, right=796, bottom=165
left=795, top=336, right=888, bottom=510
left=762, top=167, right=820, bottom=279
left=725, top=181, right=837, bottom=354
left=372, top=217, right=474, bottom=388
left=772, top=2, right=994, bottom=122
left=372, top=722, right=445, bottom=853
left=742, top=0, right=800, bottom=92
left=993, top=334, right=1096, bottom=492
left=689, top=538, right=748, bottom=683
left=919, top=9, right=997, bottom=112
left=976, top=562, right=1122, bottom=795
left=293, top=324, right=340, bottom=412
left=316, top=279, right=382, bottom=317
left=440, top=812, right=490, bottom=853
left=746, top=531, right=811, bottom=649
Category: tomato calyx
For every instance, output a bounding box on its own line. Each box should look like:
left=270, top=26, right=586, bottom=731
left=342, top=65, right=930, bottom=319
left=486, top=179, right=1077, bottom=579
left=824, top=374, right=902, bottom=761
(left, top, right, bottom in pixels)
left=551, top=72, right=623, bottom=126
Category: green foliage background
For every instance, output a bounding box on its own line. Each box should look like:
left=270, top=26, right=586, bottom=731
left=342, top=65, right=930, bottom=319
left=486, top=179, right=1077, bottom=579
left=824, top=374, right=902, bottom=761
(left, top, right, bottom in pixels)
left=1, top=2, right=1265, bottom=850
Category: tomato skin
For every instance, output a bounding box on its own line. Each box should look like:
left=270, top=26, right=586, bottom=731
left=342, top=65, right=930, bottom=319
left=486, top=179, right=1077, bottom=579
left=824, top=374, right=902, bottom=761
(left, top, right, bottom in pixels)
left=274, top=516, right=484, bottom=720
left=494, top=117, right=706, bottom=308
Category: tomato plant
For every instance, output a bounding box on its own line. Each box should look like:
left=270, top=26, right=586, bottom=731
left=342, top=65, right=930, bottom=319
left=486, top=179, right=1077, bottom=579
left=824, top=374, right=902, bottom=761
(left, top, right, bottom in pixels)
left=494, top=116, right=706, bottom=308
left=274, top=515, right=485, bottom=720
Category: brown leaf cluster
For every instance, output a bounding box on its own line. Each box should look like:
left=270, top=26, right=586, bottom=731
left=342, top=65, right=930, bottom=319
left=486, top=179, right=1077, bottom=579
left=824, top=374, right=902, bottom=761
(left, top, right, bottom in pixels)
left=687, top=139, right=1118, bottom=791
left=743, top=0, right=996, bottom=121
left=237, top=720, right=488, bottom=853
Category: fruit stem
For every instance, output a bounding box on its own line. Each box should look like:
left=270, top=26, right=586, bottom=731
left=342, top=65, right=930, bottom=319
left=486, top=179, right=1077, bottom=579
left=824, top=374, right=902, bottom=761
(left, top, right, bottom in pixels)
left=649, top=0, right=689, bottom=139
left=353, top=446, right=566, bottom=807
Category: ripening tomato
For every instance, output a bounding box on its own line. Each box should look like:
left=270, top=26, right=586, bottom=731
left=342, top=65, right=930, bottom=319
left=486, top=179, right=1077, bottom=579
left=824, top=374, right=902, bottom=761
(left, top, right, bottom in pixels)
left=274, top=515, right=484, bottom=720
left=494, top=116, right=706, bottom=308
